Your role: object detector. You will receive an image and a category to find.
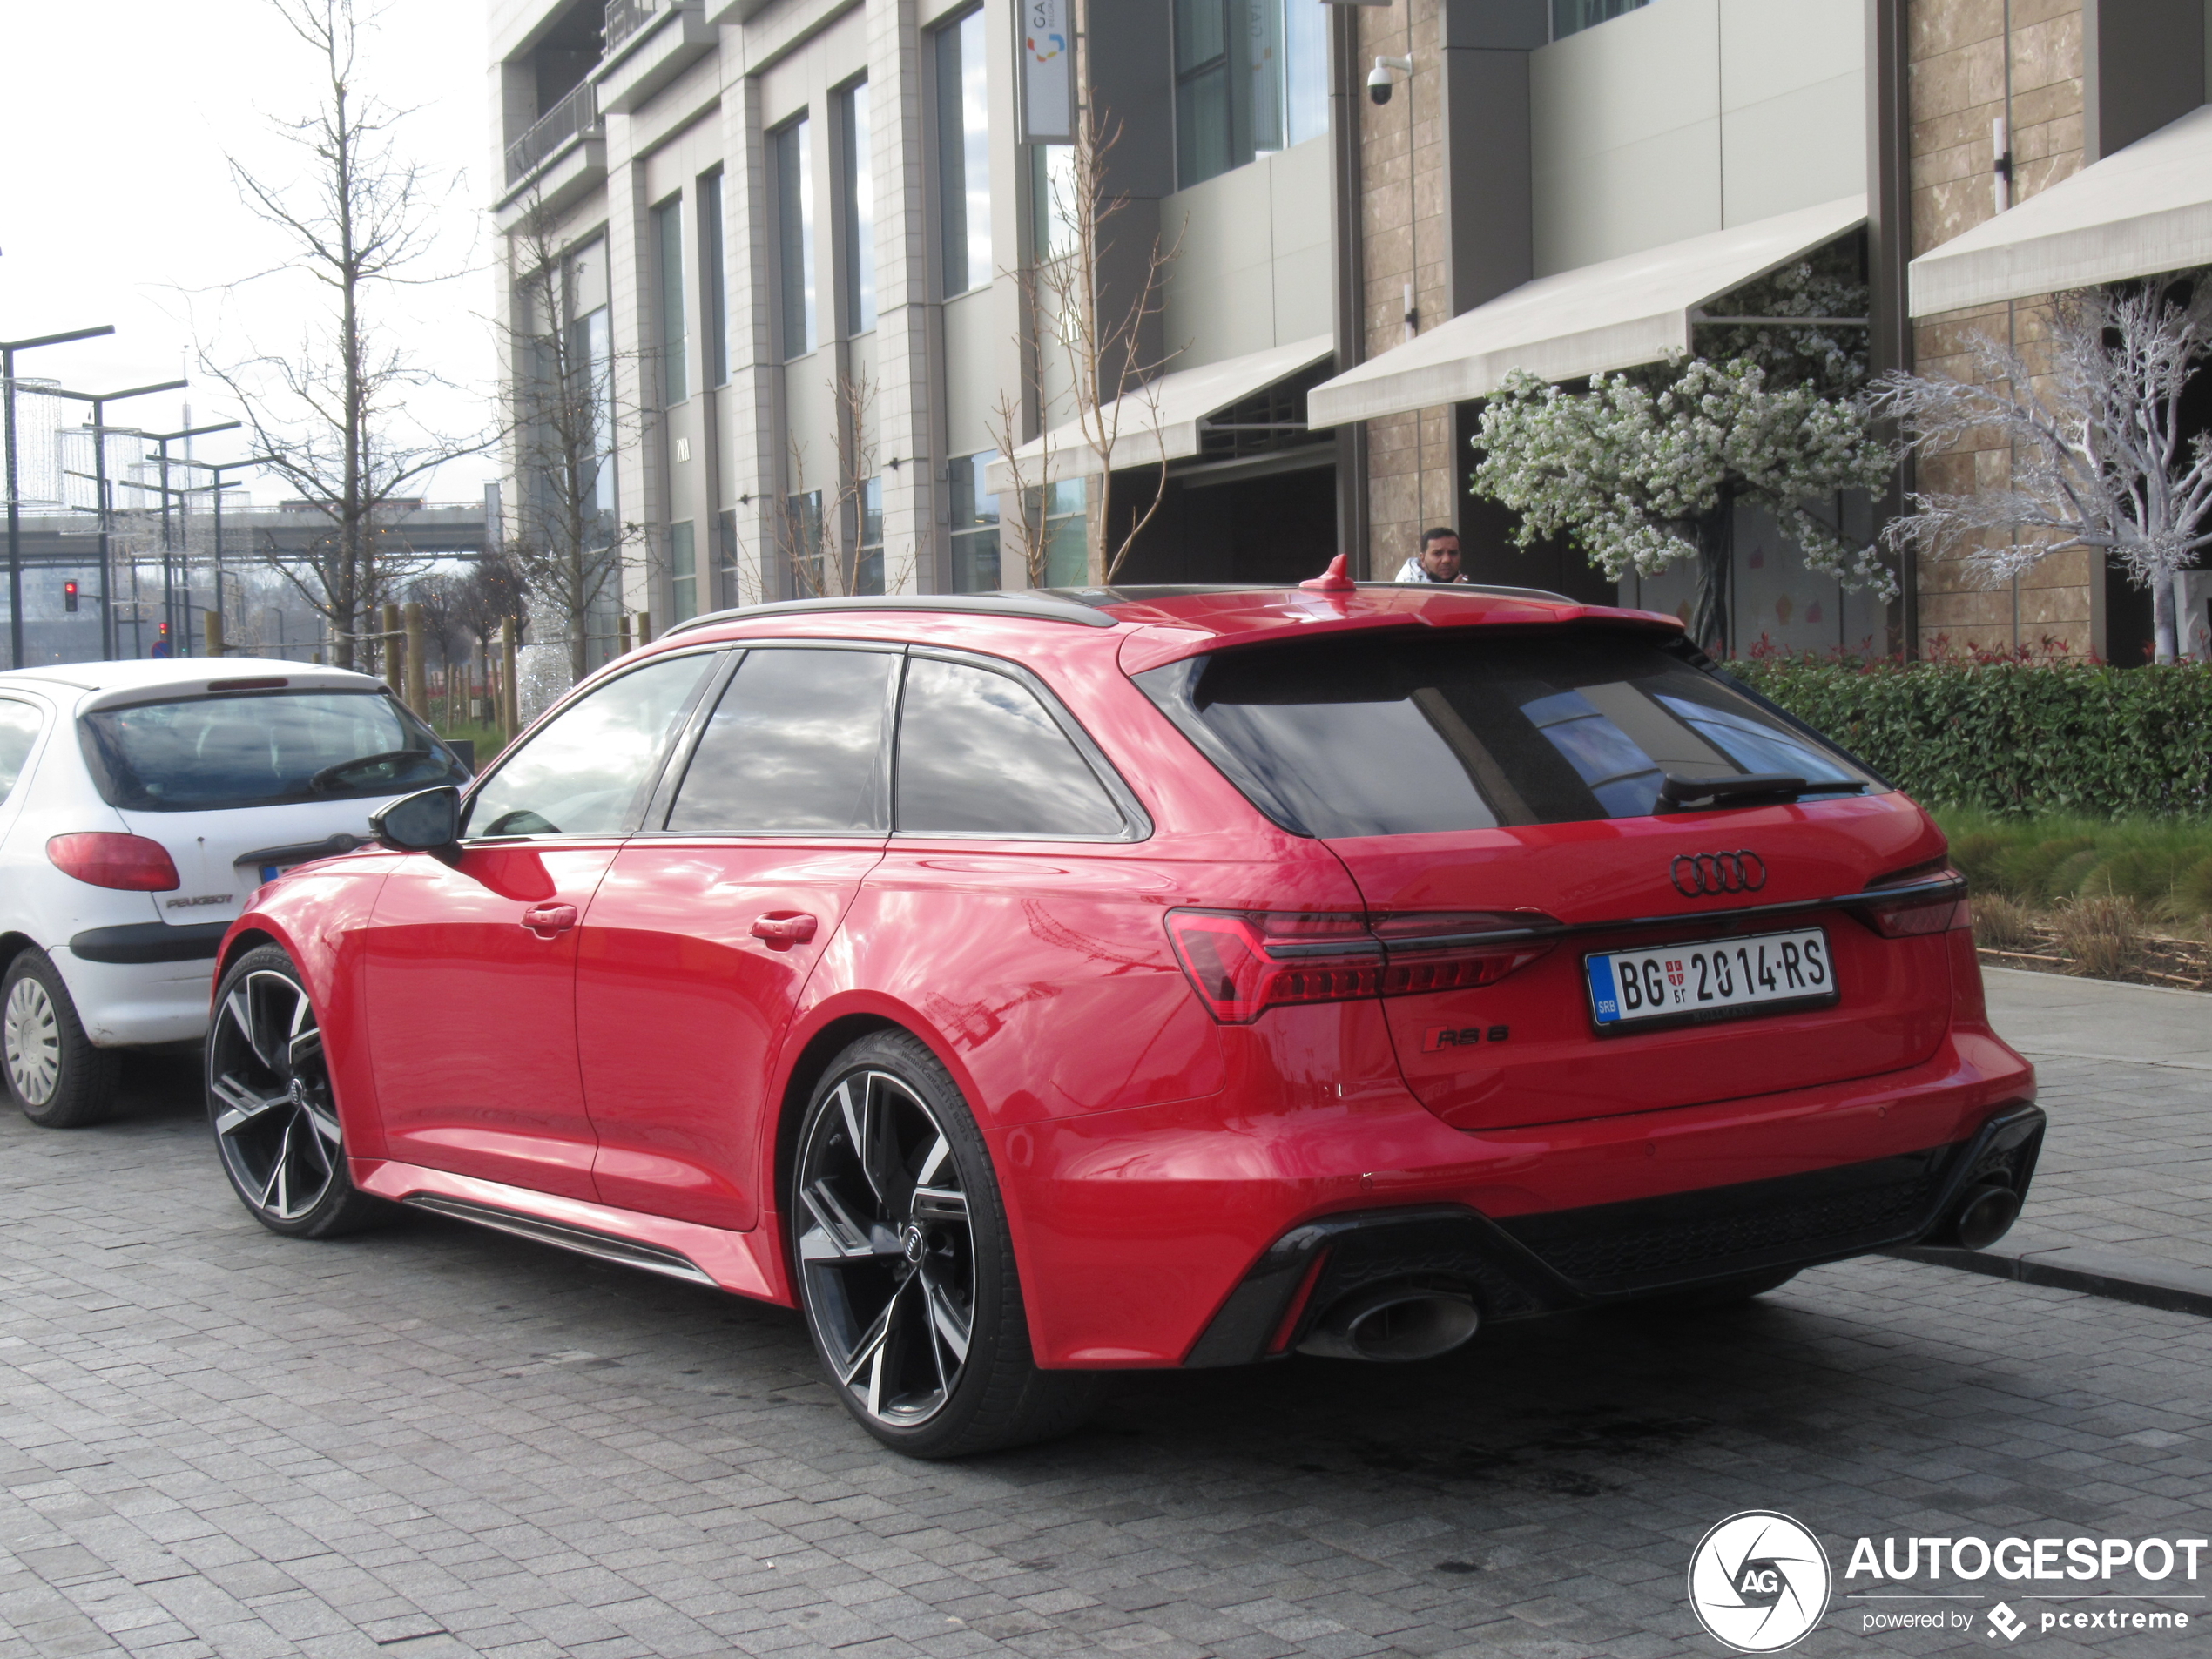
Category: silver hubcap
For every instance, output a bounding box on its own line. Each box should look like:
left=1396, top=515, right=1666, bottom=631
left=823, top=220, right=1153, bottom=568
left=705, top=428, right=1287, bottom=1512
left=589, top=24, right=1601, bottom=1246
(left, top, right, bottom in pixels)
left=5, top=976, right=61, bottom=1106
left=208, top=970, right=341, bottom=1222
left=797, top=1069, right=975, bottom=1428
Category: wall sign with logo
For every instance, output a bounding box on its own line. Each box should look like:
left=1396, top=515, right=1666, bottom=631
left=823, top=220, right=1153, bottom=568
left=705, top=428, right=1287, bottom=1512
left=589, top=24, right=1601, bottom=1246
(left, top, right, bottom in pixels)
left=1020, top=0, right=1073, bottom=143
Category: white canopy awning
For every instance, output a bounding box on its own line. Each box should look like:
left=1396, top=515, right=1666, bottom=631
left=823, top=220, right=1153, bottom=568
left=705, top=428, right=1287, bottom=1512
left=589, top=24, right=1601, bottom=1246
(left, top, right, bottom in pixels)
left=985, top=334, right=1333, bottom=494
left=1911, top=104, right=2212, bottom=317
left=1305, top=195, right=1868, bottom=428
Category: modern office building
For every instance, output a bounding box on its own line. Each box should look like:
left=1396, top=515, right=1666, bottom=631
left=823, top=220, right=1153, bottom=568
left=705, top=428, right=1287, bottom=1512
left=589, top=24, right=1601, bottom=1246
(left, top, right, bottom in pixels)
left=488, top=0, right=2212, bottom=671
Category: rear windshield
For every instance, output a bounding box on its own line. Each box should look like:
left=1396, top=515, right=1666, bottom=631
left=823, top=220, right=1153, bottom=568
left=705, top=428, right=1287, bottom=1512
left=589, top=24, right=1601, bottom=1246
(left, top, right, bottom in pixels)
left=1136, top=630, right=1877, bottom=838
left=80, top=690, right=467, bottom=813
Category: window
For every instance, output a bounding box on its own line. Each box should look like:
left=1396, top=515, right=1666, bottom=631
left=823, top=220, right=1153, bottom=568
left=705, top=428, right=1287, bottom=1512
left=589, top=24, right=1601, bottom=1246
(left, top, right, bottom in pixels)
left=1030, top=142, right=1077, bottom=263
left=776, top=118, right=818, bottom=359
left=1552, top=0, right=1649, bottom=38
left=856, top=476, right=884, bottom=595
left=0, top=700, right=42, bottom=802
left=80, top=691, right=464, bottom=813
left=1029, top=478, right=1085, bottom=586
left=936, top=8, right=992, bottom=293
left=666, top=648, right=894, bottom=834
left=653, top=195, right=687, bottom=406
left=896, top=657, right=1123, bottom=837
left=463, top=654, right=713, bottom=838
left=670, top=521, right=698, bottom=622
left=947, top=453, right=1000, bottom=591
left=698, top=171, right=728, bottom=387
left=571, top=306, right=617, bottom=519
left=786, top=489, right=824, bottom=595
left=1136, top=631, right=1873, bottom=839
left=1173, top=0, right=1327, bottom=189
left=840, top=81, right=877, bottom=334
left=717, top=508, right=738, bottom=604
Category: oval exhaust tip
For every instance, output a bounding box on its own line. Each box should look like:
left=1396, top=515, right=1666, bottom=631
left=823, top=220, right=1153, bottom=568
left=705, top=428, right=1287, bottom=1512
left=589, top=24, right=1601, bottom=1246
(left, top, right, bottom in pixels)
left=1952, top=1183, right=2023, bottom=1251
left=1297, top=1285, right=1480, bottom=1363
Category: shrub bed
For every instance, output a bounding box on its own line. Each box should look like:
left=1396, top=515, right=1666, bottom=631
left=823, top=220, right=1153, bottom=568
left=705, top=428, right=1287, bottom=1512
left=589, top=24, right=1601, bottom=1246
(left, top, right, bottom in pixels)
left=1732, top=649, right=2212, bottom=819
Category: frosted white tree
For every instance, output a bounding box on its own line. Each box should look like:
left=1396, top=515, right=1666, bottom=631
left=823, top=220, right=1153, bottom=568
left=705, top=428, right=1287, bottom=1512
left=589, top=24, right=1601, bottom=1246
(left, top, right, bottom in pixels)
left=1472, top=356, right=1897, bottom=654
left=1877, top=278, right=2212, bottom=664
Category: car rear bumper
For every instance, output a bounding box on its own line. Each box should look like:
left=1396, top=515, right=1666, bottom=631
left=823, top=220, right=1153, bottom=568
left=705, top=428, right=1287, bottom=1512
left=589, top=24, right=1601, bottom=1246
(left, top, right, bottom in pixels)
left=993, top=1020, right=2036, bottom=1368
left=50, top=947, right=218, bottom=1047
left=1183, top=1102, right=2043, bottom=1366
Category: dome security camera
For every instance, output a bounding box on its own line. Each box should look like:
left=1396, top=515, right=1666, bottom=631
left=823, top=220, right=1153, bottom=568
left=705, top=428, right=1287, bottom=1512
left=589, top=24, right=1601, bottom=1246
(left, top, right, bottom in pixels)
left=1367, top=61, right=1393, bottom=105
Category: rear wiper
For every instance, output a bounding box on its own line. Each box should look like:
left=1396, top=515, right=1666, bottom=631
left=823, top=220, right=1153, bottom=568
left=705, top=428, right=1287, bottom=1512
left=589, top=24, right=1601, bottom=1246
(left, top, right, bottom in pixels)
left=1657, top=772, right=1864, bottom=812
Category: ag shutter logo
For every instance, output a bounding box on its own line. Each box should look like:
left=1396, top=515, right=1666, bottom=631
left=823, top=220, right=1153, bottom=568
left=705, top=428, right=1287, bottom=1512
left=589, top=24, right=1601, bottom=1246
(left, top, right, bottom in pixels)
left=1689, top=1511, right=1832, bottom=1652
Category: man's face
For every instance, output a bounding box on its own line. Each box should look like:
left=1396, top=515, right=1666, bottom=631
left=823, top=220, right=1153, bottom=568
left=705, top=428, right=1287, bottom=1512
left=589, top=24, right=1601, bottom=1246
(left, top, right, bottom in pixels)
left=1420, top=536, right=1462, bottom=579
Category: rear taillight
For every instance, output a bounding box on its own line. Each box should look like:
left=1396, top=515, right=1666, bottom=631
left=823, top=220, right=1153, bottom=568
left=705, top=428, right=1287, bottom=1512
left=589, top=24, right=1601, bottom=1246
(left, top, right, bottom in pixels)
left=1858, top=867, right=1970, bottom=938
left=46, top=833, right=181, bottom=892
left=1165, top=908, right=1559, bottom=1023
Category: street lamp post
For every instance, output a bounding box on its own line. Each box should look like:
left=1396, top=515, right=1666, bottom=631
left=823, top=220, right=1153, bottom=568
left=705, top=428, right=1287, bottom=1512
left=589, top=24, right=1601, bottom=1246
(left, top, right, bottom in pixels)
left=139, top=421, right=240, bottom=655
left=51, top=379, right=187, bottom=659
left=158, top=454, right=274, bottom=654
left=3, top=325, right=115, bottom=668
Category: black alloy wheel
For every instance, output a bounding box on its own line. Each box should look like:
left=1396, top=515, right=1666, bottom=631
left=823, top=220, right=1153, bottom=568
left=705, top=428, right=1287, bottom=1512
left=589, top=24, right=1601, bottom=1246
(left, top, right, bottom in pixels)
left=206, top=945, right=386, bottom=1238
left=791, top=1030, right=1104, bottom=1458
left=3, top=948, right=119, bottom=1128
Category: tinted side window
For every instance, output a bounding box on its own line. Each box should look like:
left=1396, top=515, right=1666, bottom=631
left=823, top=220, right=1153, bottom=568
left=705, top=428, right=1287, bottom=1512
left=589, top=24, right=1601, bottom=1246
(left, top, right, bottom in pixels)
left=464, top=654, right=714, bottom=838
left=667, top=648, right=894, bottom=834
left=0, top=700, right=42, bottom=803
left=896, top=658, right=1123, bottom=837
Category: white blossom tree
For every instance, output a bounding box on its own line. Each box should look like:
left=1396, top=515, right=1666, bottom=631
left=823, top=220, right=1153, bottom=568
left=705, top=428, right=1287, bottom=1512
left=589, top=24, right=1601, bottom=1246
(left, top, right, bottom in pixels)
left=1877, top=277, right=2212, bottom=664
left=1470, top=256, right=1897, bottom=654
left=1472, top=357, right=1897, bottom=653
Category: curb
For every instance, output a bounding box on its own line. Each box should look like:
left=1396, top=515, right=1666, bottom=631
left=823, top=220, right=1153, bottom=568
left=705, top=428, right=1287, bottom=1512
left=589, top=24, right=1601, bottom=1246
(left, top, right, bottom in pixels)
left=1888, top=1244, right=2212, bottom=1320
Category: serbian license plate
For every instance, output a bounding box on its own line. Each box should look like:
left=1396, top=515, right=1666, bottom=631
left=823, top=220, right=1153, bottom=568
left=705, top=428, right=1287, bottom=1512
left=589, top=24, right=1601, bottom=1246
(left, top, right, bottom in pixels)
left=1586, top=927, right=1836, bottom=1028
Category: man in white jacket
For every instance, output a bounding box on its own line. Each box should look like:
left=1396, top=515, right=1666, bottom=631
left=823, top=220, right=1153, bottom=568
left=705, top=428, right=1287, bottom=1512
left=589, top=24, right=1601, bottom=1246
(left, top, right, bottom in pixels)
left=1394, top=527, right=1467, bottom=583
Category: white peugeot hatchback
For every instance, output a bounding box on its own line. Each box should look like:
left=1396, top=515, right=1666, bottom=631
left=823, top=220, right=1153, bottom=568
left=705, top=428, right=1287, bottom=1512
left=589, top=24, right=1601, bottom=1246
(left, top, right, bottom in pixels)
left=0, top=661, right=469, bottom=1126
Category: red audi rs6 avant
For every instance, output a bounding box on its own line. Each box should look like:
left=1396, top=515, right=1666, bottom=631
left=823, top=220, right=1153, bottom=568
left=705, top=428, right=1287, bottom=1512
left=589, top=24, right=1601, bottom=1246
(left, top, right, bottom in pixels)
left=206, top=571, right=2039, bottom=1456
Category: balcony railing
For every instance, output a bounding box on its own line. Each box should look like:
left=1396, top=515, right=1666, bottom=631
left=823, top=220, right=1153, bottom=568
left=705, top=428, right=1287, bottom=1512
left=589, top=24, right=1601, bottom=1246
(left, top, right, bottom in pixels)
left=505, top=81, right=599, bottom=190
left=603, top=0, right=671, bottom=55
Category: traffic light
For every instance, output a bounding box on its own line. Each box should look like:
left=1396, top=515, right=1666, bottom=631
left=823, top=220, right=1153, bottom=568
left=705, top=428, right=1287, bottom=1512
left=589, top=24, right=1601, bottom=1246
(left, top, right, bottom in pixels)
left=63, top=580, right=78, bottom=613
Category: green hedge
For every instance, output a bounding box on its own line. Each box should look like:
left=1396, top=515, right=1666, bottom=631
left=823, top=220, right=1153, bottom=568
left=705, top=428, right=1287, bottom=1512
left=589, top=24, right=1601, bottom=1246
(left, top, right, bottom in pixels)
left=1732, top=656, right=2212, bottom=820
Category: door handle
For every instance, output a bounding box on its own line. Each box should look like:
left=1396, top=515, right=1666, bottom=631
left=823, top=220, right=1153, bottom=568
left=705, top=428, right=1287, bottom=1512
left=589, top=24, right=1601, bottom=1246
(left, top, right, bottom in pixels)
left=522, top=902, right=578, bottom=937
left=750, top=912, right=819, bottom=948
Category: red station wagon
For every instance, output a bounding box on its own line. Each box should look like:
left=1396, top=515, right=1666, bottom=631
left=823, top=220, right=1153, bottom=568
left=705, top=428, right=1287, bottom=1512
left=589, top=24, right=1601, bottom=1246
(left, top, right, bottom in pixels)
left=206, top=573, right=2040, bottom=1456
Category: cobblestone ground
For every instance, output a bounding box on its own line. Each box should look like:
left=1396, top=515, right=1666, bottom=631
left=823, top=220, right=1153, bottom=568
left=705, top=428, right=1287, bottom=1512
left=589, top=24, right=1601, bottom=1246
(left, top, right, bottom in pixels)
left=4, top=1065, right=2211, bottom=1659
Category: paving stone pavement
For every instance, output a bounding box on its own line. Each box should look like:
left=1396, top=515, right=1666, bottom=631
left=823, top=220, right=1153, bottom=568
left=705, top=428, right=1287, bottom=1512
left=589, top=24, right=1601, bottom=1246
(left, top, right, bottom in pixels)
left=1982, top=971, right=2212, bottom=1275
left=6, top=1062, right=2212, bottom=1658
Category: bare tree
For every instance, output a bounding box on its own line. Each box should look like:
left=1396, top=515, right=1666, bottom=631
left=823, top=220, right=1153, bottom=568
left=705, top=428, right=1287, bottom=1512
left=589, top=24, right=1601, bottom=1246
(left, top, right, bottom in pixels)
left=1878, top=277, right=2212, bottom=664
left=501, top=196, right=651, bottom=676
left=728, top=368, right=911, bottom=603
left=995, top=111, right=1183, bottom=585
left=208, top=0, right=491, bottom=671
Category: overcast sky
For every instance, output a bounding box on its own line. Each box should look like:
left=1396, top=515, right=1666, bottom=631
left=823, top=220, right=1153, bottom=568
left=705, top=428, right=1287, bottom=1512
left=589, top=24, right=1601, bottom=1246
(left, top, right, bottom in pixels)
left=1, top=0, right=496, bottom=506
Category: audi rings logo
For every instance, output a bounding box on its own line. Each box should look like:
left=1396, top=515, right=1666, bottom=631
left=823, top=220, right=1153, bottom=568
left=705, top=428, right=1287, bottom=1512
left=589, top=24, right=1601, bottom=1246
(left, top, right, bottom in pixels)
left=1688, top=1511, right=1832, bottom=1652
left=1673, top=850, right=1767, bottom=897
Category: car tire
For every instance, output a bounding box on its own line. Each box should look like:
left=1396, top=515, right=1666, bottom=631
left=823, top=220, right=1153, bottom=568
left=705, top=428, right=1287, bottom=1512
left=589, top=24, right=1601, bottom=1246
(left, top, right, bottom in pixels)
left=3, top=948, right=121, bottom=1129
left=790, top=1029, right=1106, bottom=1459
left=206, top=945, right=388, bottom=1239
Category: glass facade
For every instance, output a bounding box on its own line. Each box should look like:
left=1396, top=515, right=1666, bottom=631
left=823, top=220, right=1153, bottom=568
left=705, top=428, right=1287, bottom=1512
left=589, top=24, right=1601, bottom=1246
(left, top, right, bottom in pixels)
left=776, top=118, right=818, bottom=359
left=841, top=80, right=877, bottom=334
left=1030, top=142, right=1077, bottom=263
left=947, top=453, right=1000, bottom=591
left=936, top=9, right=992, bottom=294
left=669, top=521, right=698, bottom=622
left=1030, top=478, right=1087, bottom=587
left=856, top=476, right=884, bottom=595
left=1172, top=0, right=1327, bottom=190
left=653, top=195, right=686, bottom=405
left=1552, top=0, right=1649, bottom=38
left=786, top=489, right=825, bottom=595
left=699, top=171, right=727, bottom=387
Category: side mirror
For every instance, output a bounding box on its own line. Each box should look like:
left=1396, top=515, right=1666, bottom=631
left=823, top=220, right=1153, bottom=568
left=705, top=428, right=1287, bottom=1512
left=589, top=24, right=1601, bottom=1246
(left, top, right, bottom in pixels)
left=371, top=786, right=462, bottom=864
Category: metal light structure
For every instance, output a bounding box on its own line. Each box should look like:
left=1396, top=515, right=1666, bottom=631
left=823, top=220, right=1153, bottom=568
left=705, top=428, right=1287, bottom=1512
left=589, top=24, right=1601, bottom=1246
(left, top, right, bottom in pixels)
left=50, top=379, right=187, bottom=658
left=159, top=453, right=273, bottom=652
left=3, top=325, right=115, bottom=668
left=138, top=421, right=241, bottom=654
